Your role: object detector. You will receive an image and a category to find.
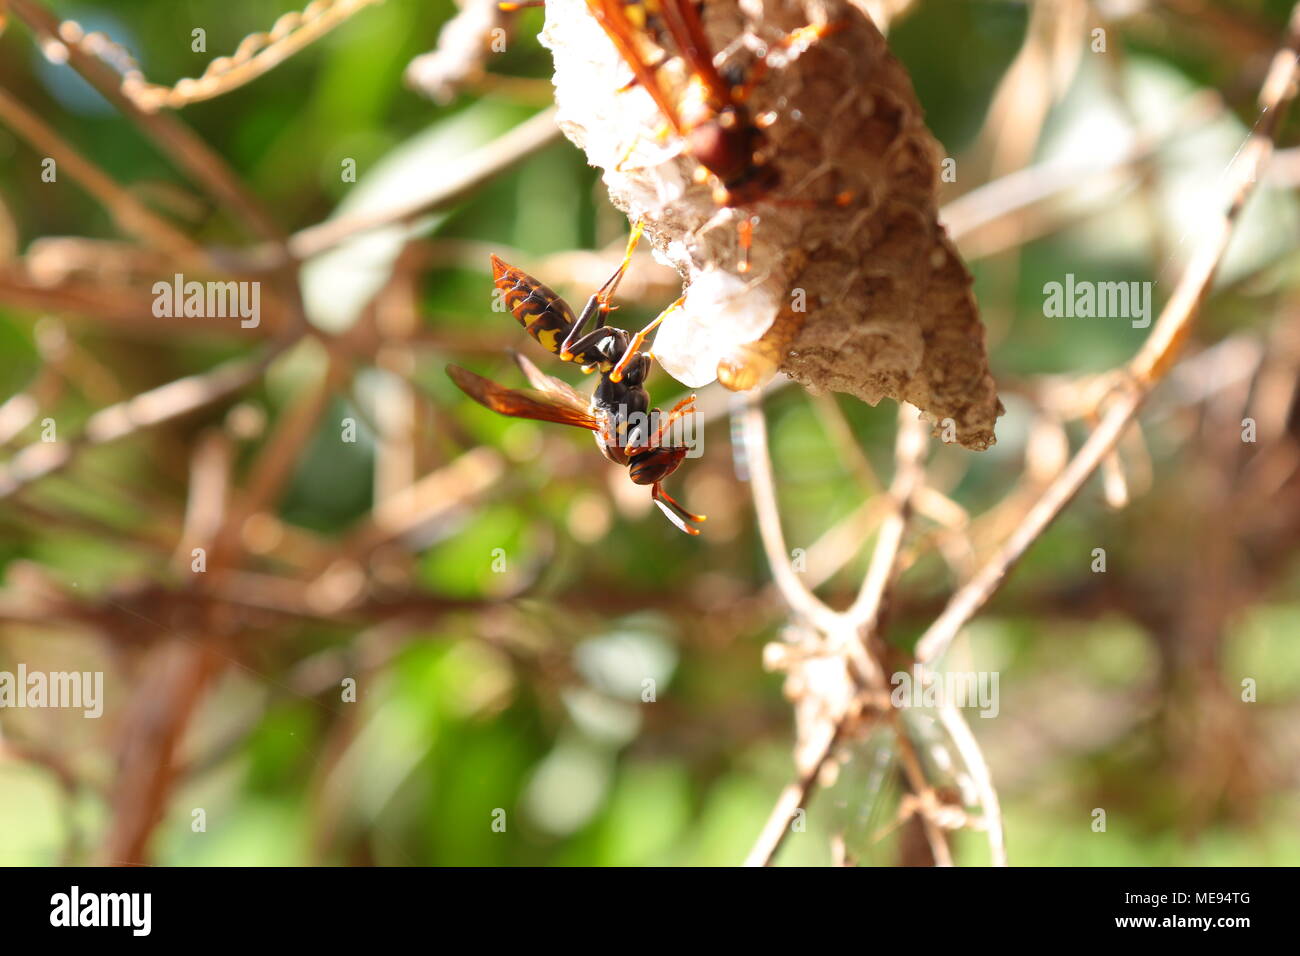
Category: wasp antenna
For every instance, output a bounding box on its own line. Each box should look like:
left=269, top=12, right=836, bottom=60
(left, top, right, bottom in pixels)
left=653, top=496, right=702, bottom=535
left=652, top=482, right=707, bottom=535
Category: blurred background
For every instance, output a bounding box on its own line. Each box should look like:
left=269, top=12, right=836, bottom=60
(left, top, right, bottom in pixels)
left=0, top=0, right=1298, bottom=866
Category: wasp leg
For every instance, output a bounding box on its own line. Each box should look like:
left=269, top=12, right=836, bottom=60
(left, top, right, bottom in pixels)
left=617, top=51, right=670, bottom=92
left=564, top=327, right=624, bottom=369
left=735, top=188, right=852, bottom=274
left=609, top=294, right=685, bottom=383
left=768, top=186, right=855, bottom=210
left=652, top=482, right=706, bottom=535
left=731, top=22, right=845, bottom=103
left=614, top=119, right=679, bottom=173
left=626, top=395, right=696, bottom=454
left=596, top=218, right=644, bottom=306
left=647, top=395, right=697, bottom=446
left=738, top=216, right=757, bottom=274
left=614, top=138, right=638, bottom=174
left=561, top=221, right=645, bottom=359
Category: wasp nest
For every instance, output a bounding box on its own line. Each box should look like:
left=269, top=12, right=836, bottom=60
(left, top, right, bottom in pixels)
left=540, top=0, right=1001, bottom=450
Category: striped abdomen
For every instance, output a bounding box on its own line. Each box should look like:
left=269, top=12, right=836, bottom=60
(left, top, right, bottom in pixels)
left=490, top=254, right=576, bottom=356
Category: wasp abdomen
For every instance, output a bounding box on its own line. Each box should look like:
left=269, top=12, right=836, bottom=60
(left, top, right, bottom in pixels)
left=490, top=254, right=576, bottom=356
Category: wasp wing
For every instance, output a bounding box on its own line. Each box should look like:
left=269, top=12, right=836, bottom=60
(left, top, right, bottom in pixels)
left=447, top=364, right=599, bottom=431
left=510, top=350, right=591, bottom=411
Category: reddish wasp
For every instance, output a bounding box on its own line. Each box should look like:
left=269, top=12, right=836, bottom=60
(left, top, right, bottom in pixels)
left=587, top=0, right=781, bottom=207
left=504, top=1, right=843, bottom=269
left=447, top=227, right=705, bottom=535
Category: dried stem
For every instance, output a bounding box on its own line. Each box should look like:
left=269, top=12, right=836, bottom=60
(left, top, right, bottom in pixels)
left=936, top=702, right=1006, bottom=867
left=287, top=108, right=563, bottom=260
left=738, top=394, right=842, bottom=634
left=111, top=0, right=384, bottom=112
left=0, top=85, right=207, bottom=263
left=743, top=406, right=978, bottom=867
left=844, top=407, right=926, bottom=626
left=0, top=349, right=283, bottom=500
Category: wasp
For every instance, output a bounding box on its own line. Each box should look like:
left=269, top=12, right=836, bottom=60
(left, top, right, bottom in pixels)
left=587, top=0, right=778, bottom=207
left=447, top=228, right=705, bottom=535
left=587, top=1, right=845, bottom=262
left=503, top=1, right=842, bottom=268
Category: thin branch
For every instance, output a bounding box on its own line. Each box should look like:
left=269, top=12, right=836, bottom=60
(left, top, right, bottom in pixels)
left=0, top=267, right=239, bottom=335
left=936, top=701, right=1007, bottom=867
left=844, top=406, right=926, bottom=627
left=0, top=348, right=283, bottom=500
left=208, top=352, right=347, bottom=567
left=738, top=393, right=842, bottom=634
left=742, top=717, right=855, bottom=868
left=745, top=408, right=975, bottom=867
left=0, top=85, right=207, bottom=263
left=102, top=0, right=385, bottom=113
left=287, top=108, right=563, bottom=260
left=888, top=711, right=954, bottom=867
